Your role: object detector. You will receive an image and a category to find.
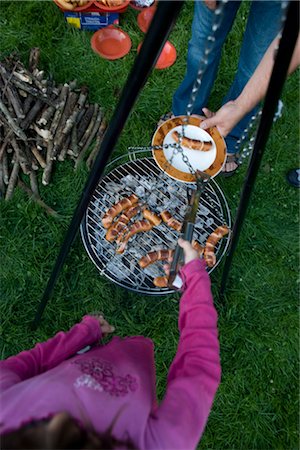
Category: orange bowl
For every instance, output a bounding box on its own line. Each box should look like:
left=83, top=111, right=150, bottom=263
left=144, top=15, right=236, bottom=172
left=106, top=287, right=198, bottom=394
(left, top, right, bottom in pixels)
left=137, top=4, right=156, bottom=32
left=94, top=0, right=130, bottom=12
left=53, top=0, right=93, bottom=11
left=91, top=26, right=132, bottom=60
left=137, top=40, right=176, bottom=69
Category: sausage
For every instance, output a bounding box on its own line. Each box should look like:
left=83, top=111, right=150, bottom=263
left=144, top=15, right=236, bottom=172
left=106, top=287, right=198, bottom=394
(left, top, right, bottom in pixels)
left=105, top=205, right=140, bottom=242
left=102, top=194, right=138, bottom=229
left=116, top=219, right=153, bottom=254
left=160, top=210, right=182, bottom=232
left=139, top=249, right=174, bottom=269
left=153, top=276, right=168, bottom=288
left=204, top=225, right=229, bottom=267
left=172, top=131, right=212, bottom=151
left=142, top=209, right=162, bottom=226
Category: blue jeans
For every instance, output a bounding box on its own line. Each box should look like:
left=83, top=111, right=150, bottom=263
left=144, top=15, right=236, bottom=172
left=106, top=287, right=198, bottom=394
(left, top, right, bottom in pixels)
left=172, top=0, right=283, bottom=154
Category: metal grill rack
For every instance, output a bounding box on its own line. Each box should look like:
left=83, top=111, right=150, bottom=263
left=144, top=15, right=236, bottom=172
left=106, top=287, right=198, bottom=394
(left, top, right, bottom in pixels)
left=80, top=150, right=231, bottom=295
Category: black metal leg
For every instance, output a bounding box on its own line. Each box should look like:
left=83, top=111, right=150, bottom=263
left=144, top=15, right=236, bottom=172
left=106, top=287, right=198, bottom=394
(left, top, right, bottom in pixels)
left=32, top=1, right=184, bottom=329
left=220, top=0, right=299, bottom=297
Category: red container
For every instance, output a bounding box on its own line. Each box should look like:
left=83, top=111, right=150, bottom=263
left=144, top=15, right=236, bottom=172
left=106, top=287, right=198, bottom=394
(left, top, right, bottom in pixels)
left=91, top=25, right=132, bottom=59
left=137, top=40, right=176, bottom=69
left=137, top=4, right=156, bottom=32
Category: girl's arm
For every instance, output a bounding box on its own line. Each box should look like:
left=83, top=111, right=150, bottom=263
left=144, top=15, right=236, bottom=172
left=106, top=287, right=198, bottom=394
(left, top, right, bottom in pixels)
left=0, top=315, right=101, bottom=390
left=146, top=252, right=221, bottom=449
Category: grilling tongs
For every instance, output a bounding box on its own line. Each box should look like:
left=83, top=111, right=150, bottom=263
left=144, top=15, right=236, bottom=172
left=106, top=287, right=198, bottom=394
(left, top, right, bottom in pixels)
left=168, top=170, right=210, bottom=289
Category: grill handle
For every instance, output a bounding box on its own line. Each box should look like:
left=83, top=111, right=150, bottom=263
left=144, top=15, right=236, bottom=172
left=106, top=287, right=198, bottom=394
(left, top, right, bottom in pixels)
left=168, top=222, right=194, bottom=288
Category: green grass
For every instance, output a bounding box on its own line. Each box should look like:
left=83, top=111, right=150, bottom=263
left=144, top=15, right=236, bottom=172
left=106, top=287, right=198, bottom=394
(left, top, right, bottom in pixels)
left=0, top=1, right=299, bottom=449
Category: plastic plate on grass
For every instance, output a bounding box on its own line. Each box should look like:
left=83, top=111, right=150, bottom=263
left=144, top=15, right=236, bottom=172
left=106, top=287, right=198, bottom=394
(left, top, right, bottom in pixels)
left=152, top=115, right=227, bottom=183
left=91, top=26, right=132, bottom=60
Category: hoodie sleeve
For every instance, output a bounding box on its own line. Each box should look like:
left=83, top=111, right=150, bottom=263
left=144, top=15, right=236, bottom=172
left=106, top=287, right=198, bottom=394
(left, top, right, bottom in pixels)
left=0, top=315, right=101, bottom=391
left=145, top=259, right=221, bottom=450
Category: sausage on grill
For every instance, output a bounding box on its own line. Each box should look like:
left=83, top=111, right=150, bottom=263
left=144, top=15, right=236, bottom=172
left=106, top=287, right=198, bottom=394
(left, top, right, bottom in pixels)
left=102, top=194, right=138, bottom=229
left=204, top=225, right=229, bottom=267
left=142, top=209, right=162, bottom=226
left=105, top=205, right=140, bottom=242
left=160, top=210, right=182, bottom=232
left=116, top=219, right=153, bottom=254
left=139, top=249, right=174, bottom=269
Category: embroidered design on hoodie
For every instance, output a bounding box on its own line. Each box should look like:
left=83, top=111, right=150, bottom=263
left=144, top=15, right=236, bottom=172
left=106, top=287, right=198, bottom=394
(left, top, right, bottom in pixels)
left=72, top=358, right=138, bottom=397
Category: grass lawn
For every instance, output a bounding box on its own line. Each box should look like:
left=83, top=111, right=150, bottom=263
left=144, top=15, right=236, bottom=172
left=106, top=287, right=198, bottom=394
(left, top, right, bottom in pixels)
left=0, top=1, right=299, bottom=448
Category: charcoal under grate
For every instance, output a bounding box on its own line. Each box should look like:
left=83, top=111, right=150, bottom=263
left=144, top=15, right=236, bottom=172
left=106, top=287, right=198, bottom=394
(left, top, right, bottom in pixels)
left=80, top=150, right=231, bottom=294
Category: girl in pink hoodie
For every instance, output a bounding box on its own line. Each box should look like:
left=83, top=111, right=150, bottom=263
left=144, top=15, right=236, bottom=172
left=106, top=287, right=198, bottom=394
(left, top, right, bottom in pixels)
left=0, top=239, right=221, bottom=450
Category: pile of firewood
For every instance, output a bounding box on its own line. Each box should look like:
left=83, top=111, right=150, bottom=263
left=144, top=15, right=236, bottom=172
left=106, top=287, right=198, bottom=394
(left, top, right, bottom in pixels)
left=0, top=48, right=107, bottom=215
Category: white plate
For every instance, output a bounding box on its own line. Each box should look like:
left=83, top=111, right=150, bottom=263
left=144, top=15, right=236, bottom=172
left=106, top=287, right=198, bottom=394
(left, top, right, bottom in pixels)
left=163, top=125, right=217, bottom=173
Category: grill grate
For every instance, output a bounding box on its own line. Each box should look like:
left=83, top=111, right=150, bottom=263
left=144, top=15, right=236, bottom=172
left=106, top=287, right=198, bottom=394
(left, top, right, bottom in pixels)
left=80, top=150, right=231, bottom=294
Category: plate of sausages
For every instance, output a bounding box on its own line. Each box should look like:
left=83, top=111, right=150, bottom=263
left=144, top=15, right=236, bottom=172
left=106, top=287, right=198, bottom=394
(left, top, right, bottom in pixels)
left=152, top=115, right=226, bottom=183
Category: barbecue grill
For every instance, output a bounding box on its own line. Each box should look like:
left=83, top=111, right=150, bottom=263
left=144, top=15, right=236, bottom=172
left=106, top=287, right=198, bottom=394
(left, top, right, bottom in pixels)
left=80, top=149, right=231, bottom=294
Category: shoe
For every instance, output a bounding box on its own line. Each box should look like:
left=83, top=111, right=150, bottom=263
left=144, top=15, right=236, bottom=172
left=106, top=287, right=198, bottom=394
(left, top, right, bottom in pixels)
left=220, top=153, right=239, bottom=177
left=156, top=111, right=174, bottom=128
left=286, top=169, right=300, bottom=188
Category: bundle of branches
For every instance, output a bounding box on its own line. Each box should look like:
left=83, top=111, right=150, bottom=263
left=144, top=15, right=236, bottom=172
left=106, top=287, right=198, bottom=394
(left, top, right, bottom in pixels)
left=0, top=48, right=107, bottom=215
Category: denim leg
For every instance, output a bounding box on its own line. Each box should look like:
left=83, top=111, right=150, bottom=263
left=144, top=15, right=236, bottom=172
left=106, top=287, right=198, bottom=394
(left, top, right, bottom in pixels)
left=223, top=0, right=283, bottom=154
left=172, top=0, right=241, bottom=116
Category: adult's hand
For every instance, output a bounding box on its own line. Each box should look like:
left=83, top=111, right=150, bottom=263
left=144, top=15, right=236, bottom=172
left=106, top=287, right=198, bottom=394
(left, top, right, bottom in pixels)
left=200, top=102, right=245, bottom=138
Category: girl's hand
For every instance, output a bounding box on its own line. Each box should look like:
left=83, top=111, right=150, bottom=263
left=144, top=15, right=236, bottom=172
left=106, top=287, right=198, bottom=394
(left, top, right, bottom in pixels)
left=178, top=238, right=199, bottom=264
left=163, top=238, right=200, bottom=275
left=89, top=313, right=115, bottom=337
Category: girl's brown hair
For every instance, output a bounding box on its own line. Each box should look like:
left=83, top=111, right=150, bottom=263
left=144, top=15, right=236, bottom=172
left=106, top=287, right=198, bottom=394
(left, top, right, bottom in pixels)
left=1, top=412, right=136, bottom=449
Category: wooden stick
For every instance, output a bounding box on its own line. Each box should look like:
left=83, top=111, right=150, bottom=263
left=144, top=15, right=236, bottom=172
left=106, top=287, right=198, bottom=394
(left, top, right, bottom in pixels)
left=0, top=129, right=13, bottom=162
left=75, top=108, right=102, bottom=169
left=0, top=99, right=27, bottom=141
left=67, top=124, right=78, bottom=158
left=42, top=140, right=54, bottom=185
left=5, top=159, right=19, bottom=200
left=76, top=105, right=94, bottom=143
left=17, top=179, right=60, bottom=218
left=37, top=104, right=55, bottom=126
left=11, top=138, right=32, bottom=175
left=57, top=134, right=71, bottom=162
left=78, top=104, right=98, bottom=149
left=86, top=118, right=107, bottom=169
left=10, top=77, right=56, bottom=107
left=20, top=98, right=44, bottom=130
left=29, top=47, right=40, bottom=72
left=2, top=151, right=9, bottom=184
left=0, top=77, right=24, bottom=119
left=0, top=159, right=5, bottom=198
left=29, top=171, right=39, bottom=197
left=31, top=146, right=46, bottom=169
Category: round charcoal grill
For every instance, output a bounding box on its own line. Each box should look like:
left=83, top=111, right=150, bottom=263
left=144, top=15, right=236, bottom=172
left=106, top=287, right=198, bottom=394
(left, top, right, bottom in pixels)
left=80, top=150, right=231, bottom=294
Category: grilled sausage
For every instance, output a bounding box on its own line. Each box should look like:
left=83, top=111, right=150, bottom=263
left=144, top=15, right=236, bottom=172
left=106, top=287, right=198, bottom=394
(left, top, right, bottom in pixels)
left=160, top=210, right=182, bottom=232
left=116, top=219, right=153, bottom=254
left=102, top=194, right=138, bottom=229
left=105, top=205, right=140, bottom=242
left=204, top=225, right=229, bottom=267
left=139, top=249, right=174, bottom=269
left=172, top=131, right=212, bottom=151
left=142, top=209, right=162, bottom=226
left=153, top=276, right=168, bottom=288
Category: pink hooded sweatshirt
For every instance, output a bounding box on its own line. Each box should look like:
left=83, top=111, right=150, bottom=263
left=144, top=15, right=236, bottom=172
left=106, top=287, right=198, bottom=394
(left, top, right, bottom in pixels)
left=0, top=259, right=220, bottom=449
